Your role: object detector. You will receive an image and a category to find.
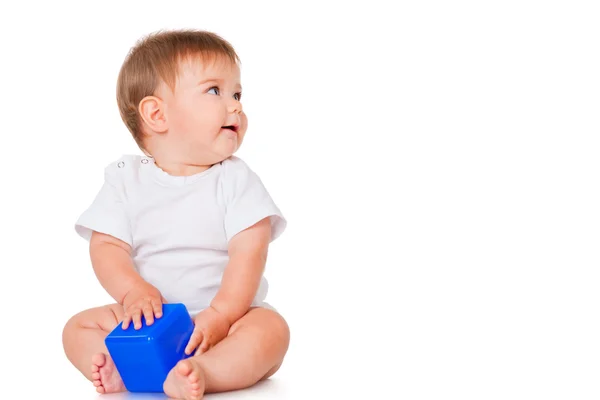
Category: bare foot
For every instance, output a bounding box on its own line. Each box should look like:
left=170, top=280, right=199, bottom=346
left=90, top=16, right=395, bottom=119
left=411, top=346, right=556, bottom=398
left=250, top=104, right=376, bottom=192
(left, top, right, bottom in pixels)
left=91, top=353, right=126, bottom=394
left=163, top=358, right=206, bottom=400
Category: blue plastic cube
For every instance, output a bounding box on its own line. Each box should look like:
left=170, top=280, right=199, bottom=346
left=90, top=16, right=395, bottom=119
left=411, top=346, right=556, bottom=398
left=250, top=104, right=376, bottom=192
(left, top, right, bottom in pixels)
left=105, top=303, right=194, bottom=392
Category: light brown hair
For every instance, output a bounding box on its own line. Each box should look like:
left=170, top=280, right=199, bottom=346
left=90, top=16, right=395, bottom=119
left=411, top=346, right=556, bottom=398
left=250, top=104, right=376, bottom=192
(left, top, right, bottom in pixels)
left=116, top=29, right=240, bottom=150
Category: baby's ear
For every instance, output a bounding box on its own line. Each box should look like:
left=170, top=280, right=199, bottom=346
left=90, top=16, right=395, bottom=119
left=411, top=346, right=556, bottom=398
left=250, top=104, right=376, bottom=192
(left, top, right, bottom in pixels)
left=138, top=96, right=168, bottom=133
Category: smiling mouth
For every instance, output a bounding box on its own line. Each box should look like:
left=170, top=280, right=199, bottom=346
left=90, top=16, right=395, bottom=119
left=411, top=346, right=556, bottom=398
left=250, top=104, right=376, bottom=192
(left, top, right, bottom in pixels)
left=222, top=125, right=238, bottom=133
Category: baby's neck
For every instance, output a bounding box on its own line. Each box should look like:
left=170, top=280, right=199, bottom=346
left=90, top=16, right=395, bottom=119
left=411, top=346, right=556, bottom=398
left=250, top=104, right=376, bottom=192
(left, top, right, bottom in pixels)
left=154, top=160, right=212, bottom=177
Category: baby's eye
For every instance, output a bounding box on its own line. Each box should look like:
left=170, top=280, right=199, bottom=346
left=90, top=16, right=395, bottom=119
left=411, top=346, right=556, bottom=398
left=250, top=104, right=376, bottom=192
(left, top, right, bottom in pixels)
left=208, top=87, right=220, bottom=95
left=234, top=92, right=242, bottom=101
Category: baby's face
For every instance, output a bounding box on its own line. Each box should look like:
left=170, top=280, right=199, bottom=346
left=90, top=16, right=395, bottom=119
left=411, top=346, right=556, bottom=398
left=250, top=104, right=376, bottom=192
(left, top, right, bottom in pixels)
left=156, top=56, right=247, bottom=165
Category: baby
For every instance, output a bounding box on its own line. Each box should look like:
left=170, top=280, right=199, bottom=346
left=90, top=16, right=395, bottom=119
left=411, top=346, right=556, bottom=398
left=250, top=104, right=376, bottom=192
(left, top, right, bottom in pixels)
left=62, top=29, right=290, bottom=400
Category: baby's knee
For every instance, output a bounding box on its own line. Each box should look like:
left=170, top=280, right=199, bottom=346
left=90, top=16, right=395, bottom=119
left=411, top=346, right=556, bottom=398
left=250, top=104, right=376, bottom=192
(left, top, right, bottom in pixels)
left=63, top=309, right=87, bottom=334
left=63, top=304, right=123, bottom=333
left=268, top=311, right=290, bottom=343
left=256, top=309, right=290, bottom=349
left=62, top=310, right=86, bottom=346
left=273, top=313, right=290, bottom=350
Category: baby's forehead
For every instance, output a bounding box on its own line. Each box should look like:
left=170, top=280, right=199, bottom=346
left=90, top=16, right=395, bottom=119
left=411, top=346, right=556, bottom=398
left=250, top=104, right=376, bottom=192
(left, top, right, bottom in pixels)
left=178, top=53, right=239, bottom=78
left=157, top=52, right=240, bottom=94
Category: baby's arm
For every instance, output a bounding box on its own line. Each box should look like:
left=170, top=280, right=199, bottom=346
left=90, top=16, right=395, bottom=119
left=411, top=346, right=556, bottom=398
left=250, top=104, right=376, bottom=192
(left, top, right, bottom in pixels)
left=90, top=231, right=164, bottom=329
left=210, top=217, right=272, bottom=324
left=184, top=218, right=271, bottom=356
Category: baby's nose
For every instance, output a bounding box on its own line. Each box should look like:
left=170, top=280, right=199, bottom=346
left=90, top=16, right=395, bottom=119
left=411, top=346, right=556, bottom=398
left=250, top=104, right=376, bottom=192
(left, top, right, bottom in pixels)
left=227, top=98, right=242, bottom=114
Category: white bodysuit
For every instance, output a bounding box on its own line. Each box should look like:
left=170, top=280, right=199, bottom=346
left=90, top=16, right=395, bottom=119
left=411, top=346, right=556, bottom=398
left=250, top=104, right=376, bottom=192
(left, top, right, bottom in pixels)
left=75, top=154, right=286, bottom=317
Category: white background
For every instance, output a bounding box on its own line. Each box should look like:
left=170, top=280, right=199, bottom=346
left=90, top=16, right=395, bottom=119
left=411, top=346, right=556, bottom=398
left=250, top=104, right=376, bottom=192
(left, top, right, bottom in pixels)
left=0, top=1, right=598, bottom=399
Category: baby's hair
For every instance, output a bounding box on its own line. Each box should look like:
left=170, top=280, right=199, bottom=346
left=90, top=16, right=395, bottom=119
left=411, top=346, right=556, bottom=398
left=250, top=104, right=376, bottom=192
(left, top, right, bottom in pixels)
left=116, top=29, right=240, bottom=150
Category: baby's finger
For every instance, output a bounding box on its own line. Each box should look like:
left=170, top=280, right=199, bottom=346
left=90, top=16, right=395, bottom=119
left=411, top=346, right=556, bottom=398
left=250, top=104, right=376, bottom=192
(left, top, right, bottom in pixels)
left=132, top=308, right=143, bottom=330
left=198, top=340, right=210, bottom=355
left=185, top=330, right=203, bottom=355
left=152, top=299, right=163, bottom=318
left=142, top=303, right=154, bottom=326
left=122, top=313, right=131, bottom=330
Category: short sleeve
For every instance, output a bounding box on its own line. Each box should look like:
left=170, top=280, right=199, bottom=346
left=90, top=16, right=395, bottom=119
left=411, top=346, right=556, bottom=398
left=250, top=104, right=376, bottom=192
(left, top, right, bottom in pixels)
left=74, top=160, right=132, bottom=246
left=222, top=157, right=286, bottom=243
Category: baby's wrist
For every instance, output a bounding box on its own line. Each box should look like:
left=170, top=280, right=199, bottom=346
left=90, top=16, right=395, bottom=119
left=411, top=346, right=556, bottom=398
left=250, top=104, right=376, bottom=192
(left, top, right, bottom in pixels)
left=209, top=304, right=233, bottom=327
left=120, top=279, right=155, bottom=306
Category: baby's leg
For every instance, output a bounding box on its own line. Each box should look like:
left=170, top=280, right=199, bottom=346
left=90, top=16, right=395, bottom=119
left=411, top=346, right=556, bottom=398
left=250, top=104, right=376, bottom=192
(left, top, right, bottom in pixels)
left=163, top=306, right=290, bottom=399
left=62, top=304, right=126, bottom=394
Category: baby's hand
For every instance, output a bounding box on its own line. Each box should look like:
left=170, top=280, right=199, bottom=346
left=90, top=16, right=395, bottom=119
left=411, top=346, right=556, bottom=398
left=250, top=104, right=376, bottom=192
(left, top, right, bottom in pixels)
left=121, top=281, right=166, bottom=330
left=185, top=306, right=231, bottom=356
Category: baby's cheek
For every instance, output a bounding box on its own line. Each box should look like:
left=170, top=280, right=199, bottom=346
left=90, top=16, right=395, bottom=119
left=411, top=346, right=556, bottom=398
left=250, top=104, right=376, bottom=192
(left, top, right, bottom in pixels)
left=174, top=111, right=196, bottom=135
left=240, top=113, right=249, bottom=134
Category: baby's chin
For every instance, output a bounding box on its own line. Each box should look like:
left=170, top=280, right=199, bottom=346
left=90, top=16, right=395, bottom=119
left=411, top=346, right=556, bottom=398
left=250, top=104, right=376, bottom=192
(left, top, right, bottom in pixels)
left=203, top=147, right=240, bottom=166
left=216, top=142, right=241, bottom=162
left=184, top=139, right=241, bottom=166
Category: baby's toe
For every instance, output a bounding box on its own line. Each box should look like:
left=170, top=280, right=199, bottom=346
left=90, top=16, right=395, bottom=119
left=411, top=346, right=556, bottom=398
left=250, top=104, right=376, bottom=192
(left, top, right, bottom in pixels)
left=188, top=372, right=200, bottom=384
left=91, top=353, right=106, bottom=367
left=177, top=360, right=193, bottom=377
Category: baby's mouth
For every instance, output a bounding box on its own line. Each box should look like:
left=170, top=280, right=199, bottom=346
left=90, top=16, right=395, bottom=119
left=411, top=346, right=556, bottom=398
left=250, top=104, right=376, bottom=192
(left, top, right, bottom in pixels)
left=221, top=125, right=238, bottom=133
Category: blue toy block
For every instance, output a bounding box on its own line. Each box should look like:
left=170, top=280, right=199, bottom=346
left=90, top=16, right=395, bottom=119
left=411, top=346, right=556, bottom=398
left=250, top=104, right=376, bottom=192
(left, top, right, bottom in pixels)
left=105, top=303, right=194, bottom=393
